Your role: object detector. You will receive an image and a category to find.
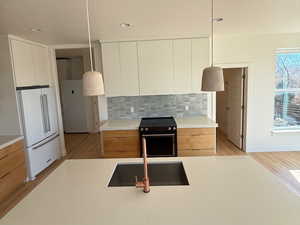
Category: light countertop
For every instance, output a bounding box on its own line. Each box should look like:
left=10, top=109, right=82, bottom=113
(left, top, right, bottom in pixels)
left=175, top=116, right=218, bottom=128
left=1, top=156, right=299, bottom=225
left=0, top=135, right=23, bottom=150
left=100, top=119, right=141, bottom=131
left=100, top=116, right=217, bottom=131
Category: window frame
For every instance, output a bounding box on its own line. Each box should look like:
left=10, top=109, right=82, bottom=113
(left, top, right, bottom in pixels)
left=273, top=49, right=300, bottom=131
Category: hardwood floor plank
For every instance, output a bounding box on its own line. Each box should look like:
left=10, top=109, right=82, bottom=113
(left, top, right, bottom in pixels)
left=65, top=133, right=102, bottom=159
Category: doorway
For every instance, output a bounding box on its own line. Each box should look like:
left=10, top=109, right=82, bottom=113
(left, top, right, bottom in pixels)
left=216, top=67, right=248, bottom=151
left=55, top=48, right=101, bottom=157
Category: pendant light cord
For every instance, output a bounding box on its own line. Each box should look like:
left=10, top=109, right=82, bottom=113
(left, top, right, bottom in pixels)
left=85, top=0, right=94, bottom=72
left=211, top=0, right=214, bottom=67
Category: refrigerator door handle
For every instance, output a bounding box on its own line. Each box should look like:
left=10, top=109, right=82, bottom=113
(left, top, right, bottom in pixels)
left=40, top=94, right=47, bottom=133
left=41, top=94, right=51, bottom=133
left=43, top=94, right=51, bottom=133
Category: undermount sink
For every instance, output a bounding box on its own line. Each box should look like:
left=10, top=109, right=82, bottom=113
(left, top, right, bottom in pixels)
left=108, top=161, right=189, bottom=187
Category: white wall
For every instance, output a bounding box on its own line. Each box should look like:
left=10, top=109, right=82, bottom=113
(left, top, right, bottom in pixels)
left=0, top=36, right=22, bottom=135
left=215, top=33, right=300, bottom=152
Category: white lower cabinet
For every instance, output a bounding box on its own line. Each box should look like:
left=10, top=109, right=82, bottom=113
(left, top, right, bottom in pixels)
left=101, top=38, right=209, bottom=96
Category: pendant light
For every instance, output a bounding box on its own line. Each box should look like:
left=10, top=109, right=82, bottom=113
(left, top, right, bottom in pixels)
left=201, top=0, right=224, bottom=92
left=82, top=0, right=105, bottom=96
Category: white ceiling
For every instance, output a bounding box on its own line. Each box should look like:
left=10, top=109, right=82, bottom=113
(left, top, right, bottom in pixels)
left=1, top=0, right=300, bottom=45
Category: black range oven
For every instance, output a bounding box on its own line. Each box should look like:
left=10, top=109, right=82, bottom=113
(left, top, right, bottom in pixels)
left=139, top=117, right=177, bottom=157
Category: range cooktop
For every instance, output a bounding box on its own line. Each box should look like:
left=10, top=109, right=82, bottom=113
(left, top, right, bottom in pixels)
left=139, top=117, right=177, bottom=128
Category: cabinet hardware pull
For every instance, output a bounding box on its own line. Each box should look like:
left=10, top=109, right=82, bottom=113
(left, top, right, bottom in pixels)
left=0, top=154, right=8, bottom=161
left=0, top=171, right=10, bottom=179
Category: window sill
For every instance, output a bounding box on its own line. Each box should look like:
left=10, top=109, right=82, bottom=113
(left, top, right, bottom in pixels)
left=271, top=129, right=300, bottom=134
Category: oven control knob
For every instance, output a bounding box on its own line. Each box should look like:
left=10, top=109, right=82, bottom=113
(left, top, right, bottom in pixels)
left=173, top=127, right=176, bottom=130
left=167, top=127, right=171, bottom=130
left=140, top=128, right=144, bottom=131
left=145, top=128, right=149, bottom=131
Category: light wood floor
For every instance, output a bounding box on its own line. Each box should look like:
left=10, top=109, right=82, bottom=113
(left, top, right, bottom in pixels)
left=1, top=133, right=300, bottom=219
left=65, top=133, right=102, bottom=159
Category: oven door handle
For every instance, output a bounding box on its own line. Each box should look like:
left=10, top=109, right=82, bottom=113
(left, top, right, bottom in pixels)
left=142, top=134, right=175, bottom=137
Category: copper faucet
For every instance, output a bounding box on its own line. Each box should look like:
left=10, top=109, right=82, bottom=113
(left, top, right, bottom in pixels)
left=135, top=137, right=150, bottom=193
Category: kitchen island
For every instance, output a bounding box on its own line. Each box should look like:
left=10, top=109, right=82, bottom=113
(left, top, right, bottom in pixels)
left=1, top=156, right=299, bottom=225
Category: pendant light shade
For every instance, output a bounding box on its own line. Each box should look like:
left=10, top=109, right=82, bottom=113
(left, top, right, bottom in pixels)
left=201, top=0, right=224, bottom=92
left=202, top=67, right=224, bottom=91
left=82, top=0, right=105, bottom=96
left=83, top=71, right=105, bottom=96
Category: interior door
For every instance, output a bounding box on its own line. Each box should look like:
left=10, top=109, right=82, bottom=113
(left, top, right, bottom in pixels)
left=225, top=68, right=244, bottom=149
left=20, top=89, right=45, bottom=146
left=62, top=80, right=88, bottom=133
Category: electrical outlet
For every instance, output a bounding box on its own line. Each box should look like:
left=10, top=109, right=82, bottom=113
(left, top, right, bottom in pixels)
left=185, top=105, right=189, bottom=111
left=130, top=107, right=134, bottom=113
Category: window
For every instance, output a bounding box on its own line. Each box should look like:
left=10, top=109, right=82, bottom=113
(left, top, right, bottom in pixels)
left=274, top=52, right=300, bottom=130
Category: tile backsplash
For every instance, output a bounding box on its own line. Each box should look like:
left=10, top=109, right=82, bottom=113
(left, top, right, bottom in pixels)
left=107, top=94, right=208, bottom=120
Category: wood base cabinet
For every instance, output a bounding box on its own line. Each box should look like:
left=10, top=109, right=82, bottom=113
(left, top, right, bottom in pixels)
left=177, top=128, right=216, bottom=156
left=101, top=130, right=140, bottom=158
left=0, top=140, right=26, bottom=202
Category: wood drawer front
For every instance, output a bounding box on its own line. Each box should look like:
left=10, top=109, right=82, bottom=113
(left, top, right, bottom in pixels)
left=177, top=128, right=215, bottom=136
left=102, top=130, right=140, bottom=158
left=103, top=130, right=139, bottom=138
left=0, top=163, right=26, bottom=202
left=0, top=140, right=24, bottom=159
left=0, top=149, right=25, bottom=178
left=178, top=133, right=215, bottom=150
left=104, top=136, right=140, bottom=153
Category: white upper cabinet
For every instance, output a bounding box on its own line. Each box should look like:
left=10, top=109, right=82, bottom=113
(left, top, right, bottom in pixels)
left=10, top=39, right=36, bottom=87
left=102, top=43, right=121, bottom=97
left=138, top=40, right=173, bottom=95
left=101, top=38, right=209, bottom=96
left=173, top=39, right=192, bottom=94
left=32, top=45, right=51, bottom=86
left=102, top=42, right=139, bottom=97
left=10, top=39, right=51, bottom=87
left=119, top=42, right=139, bottom=96
left=191, top=38, right=210, bottom=93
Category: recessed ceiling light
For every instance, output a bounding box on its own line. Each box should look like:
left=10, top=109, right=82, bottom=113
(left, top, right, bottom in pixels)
left=120, top=23, right=132, bottom=28
left=30, top=28, right=42, bottom=32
